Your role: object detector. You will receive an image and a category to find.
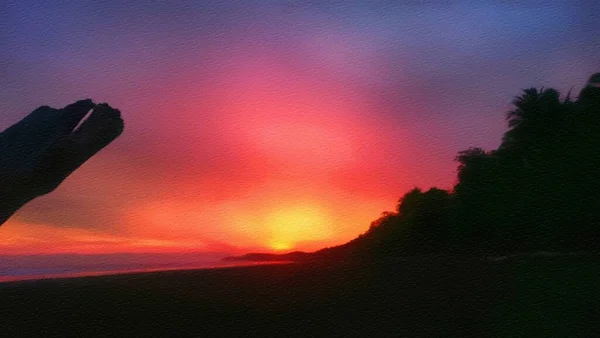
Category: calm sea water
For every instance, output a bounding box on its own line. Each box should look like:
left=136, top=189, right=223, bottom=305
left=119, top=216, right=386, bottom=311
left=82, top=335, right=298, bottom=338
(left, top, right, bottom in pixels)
left=0, top=253, right=285, bottom=283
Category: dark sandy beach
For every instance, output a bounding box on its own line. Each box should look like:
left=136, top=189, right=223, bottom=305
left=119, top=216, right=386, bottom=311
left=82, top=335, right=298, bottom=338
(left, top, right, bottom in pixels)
left=1, top=255, right=599, bottom=337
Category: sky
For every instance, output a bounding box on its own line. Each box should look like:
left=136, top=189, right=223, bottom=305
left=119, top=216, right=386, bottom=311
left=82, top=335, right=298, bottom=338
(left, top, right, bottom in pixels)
left=1, top=1, right=599, bottom=255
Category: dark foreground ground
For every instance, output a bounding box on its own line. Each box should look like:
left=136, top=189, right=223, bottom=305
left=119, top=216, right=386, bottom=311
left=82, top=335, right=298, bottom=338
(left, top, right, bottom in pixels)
left=1, top=254, right=599, bottom=337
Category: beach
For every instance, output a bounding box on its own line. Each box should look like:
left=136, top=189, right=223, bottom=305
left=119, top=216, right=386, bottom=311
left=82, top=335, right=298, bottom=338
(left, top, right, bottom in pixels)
left=2, top=254, right=599, bottom=337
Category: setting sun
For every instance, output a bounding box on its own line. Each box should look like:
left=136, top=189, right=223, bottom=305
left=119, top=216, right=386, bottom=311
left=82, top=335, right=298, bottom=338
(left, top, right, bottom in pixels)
left=269, top=240, right=293, bottom=251
left=265, top=205, right=334, bottom=251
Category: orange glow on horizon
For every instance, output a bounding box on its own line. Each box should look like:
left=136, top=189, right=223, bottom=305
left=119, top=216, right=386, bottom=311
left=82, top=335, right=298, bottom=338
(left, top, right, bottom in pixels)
left=265, top=205, right=333, bottom=251
left=0, top=220, right=215, bottom=255
left=269, top=240, right=293, bottom=251
left=0, top=30, right=452, bottom=257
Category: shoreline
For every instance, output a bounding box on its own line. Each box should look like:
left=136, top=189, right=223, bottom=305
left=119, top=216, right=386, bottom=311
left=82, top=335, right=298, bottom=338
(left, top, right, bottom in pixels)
left=0, top=260, right=293, bottom=285
left=1, top=254, right=598, bottom=336
left=3, top=250, right=595, bottom=285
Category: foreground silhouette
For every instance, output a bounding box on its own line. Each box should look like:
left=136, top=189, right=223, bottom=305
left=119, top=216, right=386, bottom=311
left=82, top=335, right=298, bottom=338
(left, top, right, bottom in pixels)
left=0, top=100, right=124, bottom=226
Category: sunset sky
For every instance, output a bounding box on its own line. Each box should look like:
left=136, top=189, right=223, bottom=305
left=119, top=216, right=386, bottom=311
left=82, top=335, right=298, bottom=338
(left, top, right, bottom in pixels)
left=1, top=1, right=599, bottom=255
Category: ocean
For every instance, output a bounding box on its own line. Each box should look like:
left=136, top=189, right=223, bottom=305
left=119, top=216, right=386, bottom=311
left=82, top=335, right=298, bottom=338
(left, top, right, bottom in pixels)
left=0, top=252, right=280, bottom=283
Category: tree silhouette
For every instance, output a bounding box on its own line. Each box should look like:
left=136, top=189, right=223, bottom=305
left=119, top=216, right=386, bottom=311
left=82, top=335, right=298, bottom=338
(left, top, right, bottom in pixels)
left=318, top=73, right=600, bottom=259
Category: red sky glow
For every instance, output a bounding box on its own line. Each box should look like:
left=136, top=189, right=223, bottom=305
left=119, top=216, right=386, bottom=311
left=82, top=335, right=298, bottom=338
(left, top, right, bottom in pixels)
left=1, top=1, right=599, bottom=256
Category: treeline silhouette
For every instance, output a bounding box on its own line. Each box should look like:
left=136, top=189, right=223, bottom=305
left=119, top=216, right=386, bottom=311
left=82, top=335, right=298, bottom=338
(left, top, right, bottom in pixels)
left=317, top=73, right=600, bottom=258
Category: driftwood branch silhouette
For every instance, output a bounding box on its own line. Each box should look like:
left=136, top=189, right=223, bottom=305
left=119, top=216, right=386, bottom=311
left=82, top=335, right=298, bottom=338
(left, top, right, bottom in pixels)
left=0, top=100, right=124, bottom=226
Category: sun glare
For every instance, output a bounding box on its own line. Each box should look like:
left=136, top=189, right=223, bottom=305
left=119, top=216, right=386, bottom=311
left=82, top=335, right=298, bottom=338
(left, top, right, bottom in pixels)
left=266, top=205, right=333, bottom=251
left=269, top=240, right=293, bottom=251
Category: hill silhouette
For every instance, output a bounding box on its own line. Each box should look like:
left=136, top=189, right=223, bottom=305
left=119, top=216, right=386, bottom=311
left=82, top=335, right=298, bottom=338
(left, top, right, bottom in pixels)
left=222, top=251, right=311, bottom=262
left=226, top=73, right=600, bottom=262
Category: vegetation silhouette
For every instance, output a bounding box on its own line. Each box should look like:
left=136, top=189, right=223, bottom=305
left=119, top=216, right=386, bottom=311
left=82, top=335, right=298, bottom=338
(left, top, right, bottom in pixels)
left=0, top=100, right=123, bottom=226
left=229, top=73, right=600, bottom=261
left=331, top=72, right=600, bottom=257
